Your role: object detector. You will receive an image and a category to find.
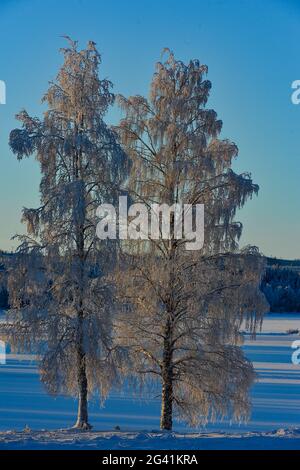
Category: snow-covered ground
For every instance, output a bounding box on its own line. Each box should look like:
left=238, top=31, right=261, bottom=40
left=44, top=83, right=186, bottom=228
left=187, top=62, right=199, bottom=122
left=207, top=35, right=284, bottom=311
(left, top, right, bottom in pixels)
left=1, top=428, right=300, bottom=450
left=0, top=312, right=300, bottom=449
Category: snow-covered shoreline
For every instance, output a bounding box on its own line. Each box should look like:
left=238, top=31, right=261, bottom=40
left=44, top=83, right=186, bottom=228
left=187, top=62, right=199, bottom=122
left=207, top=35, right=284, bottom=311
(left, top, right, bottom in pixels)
left=1, top=428, right=300, bottom=450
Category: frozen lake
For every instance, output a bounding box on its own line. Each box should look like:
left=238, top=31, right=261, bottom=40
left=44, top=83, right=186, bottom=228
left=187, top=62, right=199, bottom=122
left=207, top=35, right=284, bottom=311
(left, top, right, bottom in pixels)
left=0, top=313, right=300, bottom=434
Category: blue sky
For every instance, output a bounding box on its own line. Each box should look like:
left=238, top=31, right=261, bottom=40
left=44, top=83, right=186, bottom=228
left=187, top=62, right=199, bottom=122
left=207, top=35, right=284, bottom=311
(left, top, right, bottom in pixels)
left=0, top=0, right=299, bottom=258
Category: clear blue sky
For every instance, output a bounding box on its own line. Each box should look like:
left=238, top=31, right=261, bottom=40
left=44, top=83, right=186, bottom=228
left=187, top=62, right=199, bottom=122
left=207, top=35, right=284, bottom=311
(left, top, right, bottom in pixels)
left=0, top=0, right=299, bottom=258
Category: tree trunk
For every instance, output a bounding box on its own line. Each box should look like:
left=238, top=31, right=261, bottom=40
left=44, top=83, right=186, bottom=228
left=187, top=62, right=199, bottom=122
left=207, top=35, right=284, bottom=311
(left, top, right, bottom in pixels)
left=74, top=342, right=91, bottom=430
left=160, top=318, right=173, bottom=430
left=160, top=369, right=173, bottom=430
left=73, top=132, right=90, bottom=430
left=74, top=307, right=91, bottom=430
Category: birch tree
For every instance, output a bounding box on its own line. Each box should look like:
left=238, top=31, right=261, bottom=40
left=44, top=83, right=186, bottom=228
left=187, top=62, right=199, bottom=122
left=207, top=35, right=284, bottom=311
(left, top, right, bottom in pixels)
left=7, top=38, right=127, bottom=429
left=114, top=50, right=268, bottom=430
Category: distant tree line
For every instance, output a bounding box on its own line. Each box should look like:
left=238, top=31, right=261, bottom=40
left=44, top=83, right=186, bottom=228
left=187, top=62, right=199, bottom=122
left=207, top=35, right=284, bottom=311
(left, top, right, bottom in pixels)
left=261, top=263, right=300, bottom=313
left=2, top=251, right=300, bottom=315
left=267, top=257, right=300, bottom=269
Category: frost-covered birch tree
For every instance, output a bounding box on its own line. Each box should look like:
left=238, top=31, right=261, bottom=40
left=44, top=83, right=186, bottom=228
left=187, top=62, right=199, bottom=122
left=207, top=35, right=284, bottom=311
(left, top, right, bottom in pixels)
left=114, top=50, right=268, bottom=430
left=7, top=38, right=127, bottom=429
